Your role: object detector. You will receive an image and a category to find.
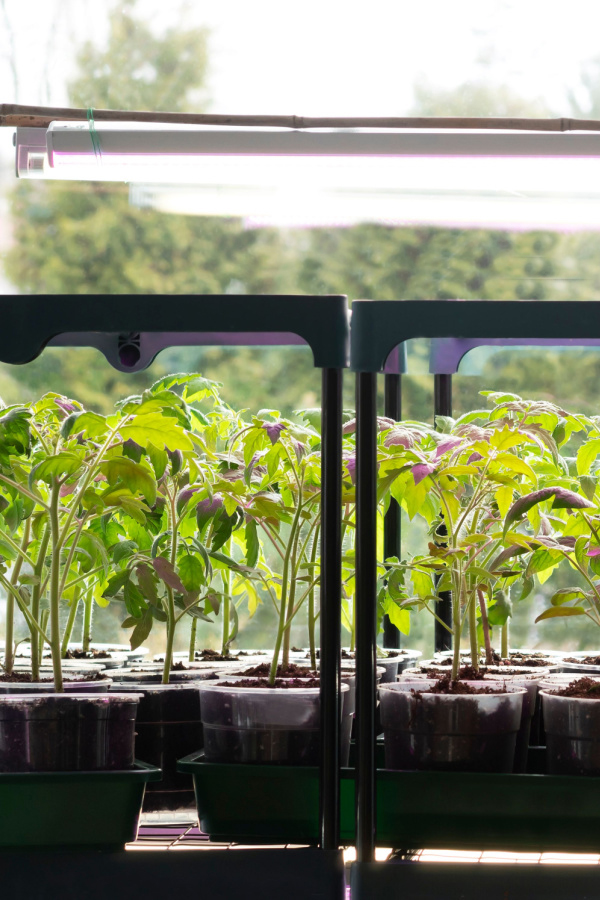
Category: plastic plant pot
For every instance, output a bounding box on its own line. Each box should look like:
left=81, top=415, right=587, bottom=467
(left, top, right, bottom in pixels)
left=106, top=680, right=207, bottom=813
left=0, top=665, right=113, bottom=693
left=109, top=667, right=219, bottom=684
left=557, top=653, right=600, bottom=675
left=379, top=680, right=525, bottom=773
left=0, top=693, right=140, bottom=772
left=541, top=687, right=600, bottom=775
left=200, top=680, right=351, bottom=765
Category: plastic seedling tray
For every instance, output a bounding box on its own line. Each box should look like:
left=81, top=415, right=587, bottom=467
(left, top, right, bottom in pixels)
left=0, top=760, right=160, bottom=850
left=179, top=751, right=600, bottom=851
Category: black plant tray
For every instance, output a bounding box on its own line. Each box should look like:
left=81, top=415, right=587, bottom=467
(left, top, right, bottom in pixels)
left=179, top=751, right=600, bottom=851
left=0, top=760, right=161, bottom=850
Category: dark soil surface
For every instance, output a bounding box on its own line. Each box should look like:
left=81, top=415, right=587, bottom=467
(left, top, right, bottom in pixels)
left=0, top=670, right=108, bottom=683
left=551, top=677, right=600, bottom=698
left=419, top=674, right=511, bottom=695
left=421, top=665, right=488, bottom=680
left=218, top=677, right=321, bottom=688
left=564, top=656, right=600, bottom=666
left=438, top=654, right=549, bottom=668
left=63, top=649, right=112, bottom=660
left=195, top=649, right=236, bottom=661
left=237, top=663, right=318, bottom=678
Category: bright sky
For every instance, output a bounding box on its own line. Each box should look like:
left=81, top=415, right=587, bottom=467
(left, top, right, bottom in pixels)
left=2, top=0, right=600, bottom=122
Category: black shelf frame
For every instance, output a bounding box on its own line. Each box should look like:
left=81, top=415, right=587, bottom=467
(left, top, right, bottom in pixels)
left=0, top=293, right=349, bottom=896
left=350, top=299, right=600, bottom=870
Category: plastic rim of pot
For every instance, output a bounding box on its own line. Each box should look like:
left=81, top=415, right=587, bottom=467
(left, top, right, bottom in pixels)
left=0, top=691, right=141, bottom=771
left=541, top=687, right=600, bottom=775
left=199, top=678, right=350, bottom=765
left=109, top=668, right=218, bottom=684
left=379, top=679, right=525, bottom=773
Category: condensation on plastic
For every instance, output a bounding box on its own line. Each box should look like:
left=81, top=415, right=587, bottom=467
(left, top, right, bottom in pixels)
left=199, top=679, right=351, bottom=765
left=0, top=692, right=140, bottom=772
left=379, top=680, right=525, bottom=772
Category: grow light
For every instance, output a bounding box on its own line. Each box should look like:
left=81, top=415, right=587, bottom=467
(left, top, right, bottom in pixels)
left=15, top=123, right=600, bottom=230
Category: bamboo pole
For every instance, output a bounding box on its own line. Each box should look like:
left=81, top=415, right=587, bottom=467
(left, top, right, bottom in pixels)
left=3, top=103, right=600, bottom=132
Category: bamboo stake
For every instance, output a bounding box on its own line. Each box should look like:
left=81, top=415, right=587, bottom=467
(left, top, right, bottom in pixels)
left=3, top=103, right=600, bottom=132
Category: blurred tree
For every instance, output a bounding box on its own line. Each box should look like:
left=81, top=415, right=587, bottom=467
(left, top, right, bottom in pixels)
left=3, top=0, right=296, bottom=412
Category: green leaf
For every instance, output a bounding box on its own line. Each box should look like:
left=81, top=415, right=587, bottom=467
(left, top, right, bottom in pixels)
left=124, top=579, right=145, bottom=618
left=120, top=413, right=193, bottom=453
left=102, top=570, right=130, bottom=598
left=61, top=411, right=107, bottom=440
left=535, top=606, right=587, bottom=622
left=100, top=458, right=156, bottom=506
left=245, top=519, right=260, bottom=568
left=146, top=442, right=168, bottom=479
left=112, top=540, right=138, bottom=565
left=579, top=475, right=598, bottom=501
left=178, top=554, right=204, bottom=593
left=577, top=438, right=600, bottom=476
left=134, top=564, right=159, bottom=606
left=130, top=609, right=154, bottom=650
left=30, top=452, right=83, bottom=486
left=487, top=590, right=512, bottom=626
left=527, top=547, right=561, bottom=576
left=383, top=598, right=410, bottom=635
left=550, top=588, right=587, bottom=606
left=411, top=568, right=433, bottom=599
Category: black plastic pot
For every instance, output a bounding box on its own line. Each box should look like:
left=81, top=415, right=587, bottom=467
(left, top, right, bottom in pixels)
left=0, top=693, right=140, bottom=772
left=108, top=674, right=210, bottom=812
left=541, top=689, right=600, bottom=775
left=380, top=681, right=525, bottom=773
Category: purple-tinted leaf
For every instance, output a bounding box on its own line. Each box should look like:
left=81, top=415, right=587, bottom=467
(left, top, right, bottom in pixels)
left=456, top=424, right=489, bottom=442
left=152, top=556, right=187, bottom=594
left=504, top=487, right=557, bottom=535
left=504, top=486, right=594, bottom=535
left=412, top=462, right=436, bottom=485
left=384, top=428, right=417, bottom=449
left=196, top=494, right=224, bottom=532
left=587, top=546, right=600, bottom=557
left=263, top=422, right=286, bottom=445
left=342, top=419, right=356, bottom=435
left=55, top=397, right=77, bottom=415
left=435, top=437, right=464, bottom=459
left=551, top=487, right=595, bottom=510
left=467, top=452, right=484, bottom=464
left=377, top=416, right=396, bottom=432
left=167, top=448, right=183, bottom=475
left=292, top=438, right=307, bottom=461
left=59, top=480, right=79, bottom=497
left=345, top=454, right=356, bottom=485
left=177, top=487, right=198, bottom=516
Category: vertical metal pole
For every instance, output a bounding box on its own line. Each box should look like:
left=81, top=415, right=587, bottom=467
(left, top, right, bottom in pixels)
left=434, top=373, right=453, bottom=653
left=383, top=373, right=401, bottom=649
left=319, top=367, right=342, bottom=851
left=355, top=371, right=377, bottom=863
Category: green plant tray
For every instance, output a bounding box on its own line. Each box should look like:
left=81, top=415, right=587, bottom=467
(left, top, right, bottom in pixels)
left=178, top=751, right=600, bottom=851
left=0, top=760, right=161, bottom=850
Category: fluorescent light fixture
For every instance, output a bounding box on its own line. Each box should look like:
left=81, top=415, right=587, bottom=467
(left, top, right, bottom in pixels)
left=15, top=122, right=600, bottom=230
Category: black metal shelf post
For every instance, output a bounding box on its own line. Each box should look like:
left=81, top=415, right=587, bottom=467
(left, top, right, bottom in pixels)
left=0, top=293, right=349, bottom=896
left=382, top=347, right=406, bottom=650
left=433, top=372, right=453, bottom=652
left=350, top=299, right=600, bottom=896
